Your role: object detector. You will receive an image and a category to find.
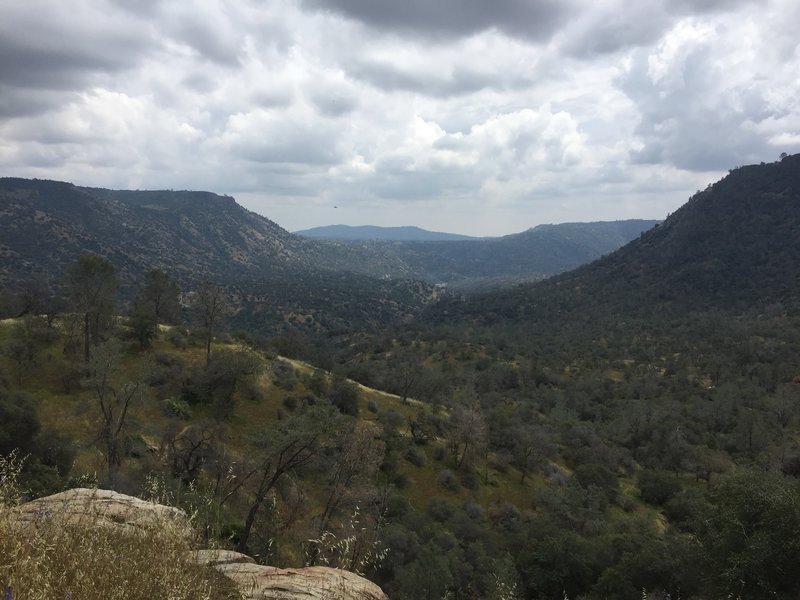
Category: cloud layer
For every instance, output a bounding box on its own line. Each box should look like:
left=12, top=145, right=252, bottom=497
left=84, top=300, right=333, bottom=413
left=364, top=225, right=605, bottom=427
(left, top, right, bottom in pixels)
left=1, top=0, right=798, bottom=235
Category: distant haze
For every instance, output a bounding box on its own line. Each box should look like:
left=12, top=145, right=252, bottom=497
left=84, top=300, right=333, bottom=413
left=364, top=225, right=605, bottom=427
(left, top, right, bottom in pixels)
left=294, top=224, right=478, bottom=241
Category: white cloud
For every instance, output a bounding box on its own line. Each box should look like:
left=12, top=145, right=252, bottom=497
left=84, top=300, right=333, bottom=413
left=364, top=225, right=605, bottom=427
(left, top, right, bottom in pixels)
left=0, top=0, right=798, bottom=236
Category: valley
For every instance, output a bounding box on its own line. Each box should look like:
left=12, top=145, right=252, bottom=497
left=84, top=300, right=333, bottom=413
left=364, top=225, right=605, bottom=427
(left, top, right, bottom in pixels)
left=2, top=155, right=800, bottom=599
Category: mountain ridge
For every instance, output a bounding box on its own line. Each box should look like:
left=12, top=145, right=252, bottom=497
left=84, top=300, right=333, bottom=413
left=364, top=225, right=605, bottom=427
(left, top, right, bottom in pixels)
left=0, top=178, right=656, bottom=297
left=434, top=154, right=800, bottom=324
left=294, top=224, right=478, bottom=241
left=0, top=177, right=432, bottom=333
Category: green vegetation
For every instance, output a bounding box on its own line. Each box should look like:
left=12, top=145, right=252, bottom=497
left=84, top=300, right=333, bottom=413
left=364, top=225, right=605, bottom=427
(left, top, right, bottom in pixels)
left=2, top=155, right=800, bottom=598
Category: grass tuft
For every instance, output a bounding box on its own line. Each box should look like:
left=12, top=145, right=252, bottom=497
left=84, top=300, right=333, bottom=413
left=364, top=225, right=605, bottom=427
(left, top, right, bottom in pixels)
left=0, top=455, right=240, bottom=600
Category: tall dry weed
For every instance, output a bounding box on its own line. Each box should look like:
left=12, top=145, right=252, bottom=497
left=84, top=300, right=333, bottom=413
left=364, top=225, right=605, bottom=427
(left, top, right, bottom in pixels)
left=0, top=456, right=240, bottom=600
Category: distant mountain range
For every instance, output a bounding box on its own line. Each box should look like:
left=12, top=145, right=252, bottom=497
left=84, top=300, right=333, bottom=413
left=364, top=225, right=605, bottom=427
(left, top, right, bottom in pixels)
left=295, top=221, right=660, bottom=289
left=0, top=178, right=432, bottom=333
left=382, top=220, right=659, bottom=289
left=0, top=177, right=656, bottom=332
left=294, top=224, right=478, bottom=241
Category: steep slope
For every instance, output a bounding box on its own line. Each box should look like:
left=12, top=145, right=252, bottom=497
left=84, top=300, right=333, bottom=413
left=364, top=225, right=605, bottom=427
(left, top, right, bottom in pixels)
left=0, top=178, right=659, bottom=300
left=0, top=178, right=431, bottom=332
left=0, top=179, right=301, bottom=286
left=0, top=179, right=415, bottom=285
left=438, top=154, right=800, bottom=323
left=295, top=224, right=477, bottom=241
left=387, top=219, right=659, bottom=287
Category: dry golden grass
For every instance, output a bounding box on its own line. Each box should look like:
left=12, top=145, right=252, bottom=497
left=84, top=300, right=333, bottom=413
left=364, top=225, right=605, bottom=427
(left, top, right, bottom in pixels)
left=0, top=455, right=241, bottom=600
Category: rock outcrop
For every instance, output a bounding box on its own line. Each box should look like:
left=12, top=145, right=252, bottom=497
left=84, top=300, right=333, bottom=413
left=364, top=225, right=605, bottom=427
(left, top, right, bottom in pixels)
left=195, top=550, right=388, bottom=600
left=17, top=489, right=389, bottom=600
left=16, top=487, right=186, bottom=531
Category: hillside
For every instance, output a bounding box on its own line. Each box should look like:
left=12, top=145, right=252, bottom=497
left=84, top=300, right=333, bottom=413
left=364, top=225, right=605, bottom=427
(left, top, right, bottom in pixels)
left=0, top=318, right=572, bottom=599
left=0, top=178, right=658, bottom=334
left=328, top=153, right=800, bottom=599
left=5, top=156, right=800, bottom=600
left=0, top=178, right=431, bottom=333
left=297, top=219, right=659, bottom=290
left=294, top=224, right=477, bottom=241
left=438, top=155, right=800, bottom=322
left=386, top=219, right=659, bottom=288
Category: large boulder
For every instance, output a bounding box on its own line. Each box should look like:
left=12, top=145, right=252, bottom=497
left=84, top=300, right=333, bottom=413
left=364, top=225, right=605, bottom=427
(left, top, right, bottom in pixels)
left=17, top=489, right=390, bottom=600
left=16, top=487, right=186, bottom=532
left=207, top=557, right=389, bottom=600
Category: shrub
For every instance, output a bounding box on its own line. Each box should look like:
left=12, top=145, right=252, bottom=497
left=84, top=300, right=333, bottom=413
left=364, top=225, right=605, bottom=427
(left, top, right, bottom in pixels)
left=392, top=472, right=410, bottom=489
left=270, top=360, right=297, bottom=390
left=460, top=471, right=480, bottom=491
left=328, top=375, right=359, bottom=416
left=154, top=350, right=173, bottom=366
left=489, top=452, right=510, bottom=473
left=366, top=399, right=378, bottom=413
left=36, top=429, right=76, bottom=477
left=462, top=500, right=485, bottom=520
left=638, top=469, right=681, bottom=505
left=162, top=398, right=193, bottom=419
left=283, top=395, right=298, bottom=412
left=124, top=434, right=150, bottom=459
left=405, top=446, right=427, bottom=467
left=247, top=382, right=265, bottom=402
left=166, top=328, right=189, bottom=349
left=428, top=497, right=453, bottom=522
left=149, top=365, right=175, bottom=387
left=0, top=390, right=39, bottom=455
left=574, top=463, right=618, bottom=499
left=438, top=469, right=460, bottom=493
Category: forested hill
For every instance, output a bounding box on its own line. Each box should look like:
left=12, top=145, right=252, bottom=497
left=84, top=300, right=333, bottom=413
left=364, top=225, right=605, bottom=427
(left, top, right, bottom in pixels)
left=386, top=219, right=659, bottom=288
left=295, top=224, right=477, bottom=241
left=0, top=178, right=432, bottom=333
left=0, top=178, right=416, bottom=287
left=440, top=154, right=800, bottom=322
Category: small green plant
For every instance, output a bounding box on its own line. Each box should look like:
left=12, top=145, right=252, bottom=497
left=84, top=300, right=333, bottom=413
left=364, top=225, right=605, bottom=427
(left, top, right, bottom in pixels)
left=162, top=397, right=193, bottom=419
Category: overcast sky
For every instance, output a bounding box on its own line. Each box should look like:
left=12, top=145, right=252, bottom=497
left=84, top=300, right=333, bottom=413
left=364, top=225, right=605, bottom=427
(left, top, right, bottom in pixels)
left=1, top=0, right=798, bottom=235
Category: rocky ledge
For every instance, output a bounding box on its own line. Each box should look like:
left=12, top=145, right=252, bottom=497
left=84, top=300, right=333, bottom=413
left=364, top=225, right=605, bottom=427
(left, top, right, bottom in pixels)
left=17, top=488, right=389, bottom=600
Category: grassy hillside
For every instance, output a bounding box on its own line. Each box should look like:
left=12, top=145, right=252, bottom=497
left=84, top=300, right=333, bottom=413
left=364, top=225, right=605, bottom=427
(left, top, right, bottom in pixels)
left=0, top=315, right=699, bottom=600
left=4, top=156, right=800, bottom=599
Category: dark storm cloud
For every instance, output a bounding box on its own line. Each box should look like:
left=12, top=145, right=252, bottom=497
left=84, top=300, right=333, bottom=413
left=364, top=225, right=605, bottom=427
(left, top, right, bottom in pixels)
left=560, top=0, right=755, bottom=59
left=560, top=6, right=673, bottom=57
left=182, top=73, right=219, bottom=94
left=230, top=120, right=344, bottom=166
left=108, top=0, right=162, bottom=17
left=237, top=139, right=341, bottom=166
left=367, top=163, right=481, bottom=200
left=300, top=0, right=571, bottom=41
left=171, top=17, right=243, bottom=66
left=0, top=86, right=76, bottom=118
left=668, top=0, right=751, bottom=14
left=0, top=25, right=151, bottom=90
left=348, top=59, right=500, bottom=96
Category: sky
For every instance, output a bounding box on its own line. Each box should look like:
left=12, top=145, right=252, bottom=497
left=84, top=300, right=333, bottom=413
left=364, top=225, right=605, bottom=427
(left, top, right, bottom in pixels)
left=1, top=1, right=798, bottom=236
